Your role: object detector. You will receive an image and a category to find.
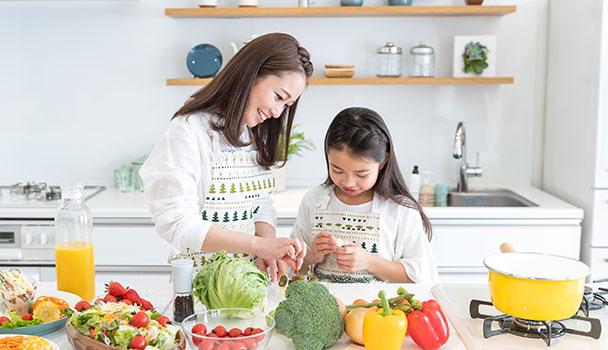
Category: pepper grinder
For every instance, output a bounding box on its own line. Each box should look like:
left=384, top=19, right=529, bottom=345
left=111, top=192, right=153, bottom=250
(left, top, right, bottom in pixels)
left=171, top=259, right=194, bottom=323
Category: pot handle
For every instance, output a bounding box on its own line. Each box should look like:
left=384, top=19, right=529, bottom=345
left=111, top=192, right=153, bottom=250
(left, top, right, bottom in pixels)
left=500, top=242, right=516, bottom=253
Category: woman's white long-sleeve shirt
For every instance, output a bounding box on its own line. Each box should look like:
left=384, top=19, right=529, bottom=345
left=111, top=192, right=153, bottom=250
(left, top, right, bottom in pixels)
left=291, top=185, right=439, bottom=283
left=139, top=113, right=277, bottom=257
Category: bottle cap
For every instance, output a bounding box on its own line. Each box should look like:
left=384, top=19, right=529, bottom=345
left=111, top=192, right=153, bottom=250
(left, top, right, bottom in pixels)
left=412, top=165, right=419, bottom=174
left=60, top=183, right=84, bottom=199
left=171, top=259, right=194, bottom=293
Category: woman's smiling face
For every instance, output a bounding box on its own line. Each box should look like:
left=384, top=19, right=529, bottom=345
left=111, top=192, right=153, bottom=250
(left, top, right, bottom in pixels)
left=243, top=71, right=307, bottom=129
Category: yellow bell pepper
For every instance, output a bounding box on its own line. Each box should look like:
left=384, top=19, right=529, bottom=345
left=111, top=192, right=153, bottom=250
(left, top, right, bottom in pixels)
left=363, top=290, right=408, bottom=350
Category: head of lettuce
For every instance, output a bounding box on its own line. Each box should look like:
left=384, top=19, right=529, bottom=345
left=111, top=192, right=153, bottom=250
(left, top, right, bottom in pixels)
left=192, top=251, right=269, bottom=312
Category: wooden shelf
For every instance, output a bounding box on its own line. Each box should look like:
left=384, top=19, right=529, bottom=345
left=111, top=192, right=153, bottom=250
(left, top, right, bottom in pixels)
left=167, top=77, right=514, bottom=86
left=165, top=6, right=516, bottom=18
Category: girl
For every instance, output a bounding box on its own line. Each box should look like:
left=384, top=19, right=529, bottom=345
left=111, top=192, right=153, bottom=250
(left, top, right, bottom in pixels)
left=291, top=107, right=438, bottom=283
left=140, top=33, right=313, bottom=280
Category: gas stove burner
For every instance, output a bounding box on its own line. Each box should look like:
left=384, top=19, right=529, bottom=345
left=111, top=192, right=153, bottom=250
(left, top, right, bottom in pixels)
left=470, top=299, right=601, bottom=346
left=579, top=286, right=608, bottom=316
left=8, top=182, right=61, bottom=202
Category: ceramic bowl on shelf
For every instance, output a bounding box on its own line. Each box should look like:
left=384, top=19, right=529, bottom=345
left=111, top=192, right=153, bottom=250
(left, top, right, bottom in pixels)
left=186, top=43, right=223, bottom=78
left=181, top=308, right=275, bottom=350
left=323, top=68, right=355, bottom=78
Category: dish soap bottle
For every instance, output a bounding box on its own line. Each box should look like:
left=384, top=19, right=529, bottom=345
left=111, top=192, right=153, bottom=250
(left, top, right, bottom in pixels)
left=419, top=171, right=435, bottom=207
left=171, top=259, right=194, bottom=323
left=406, top=165, right=421, bottom=201
left=55, top=183, right=95, bottom=301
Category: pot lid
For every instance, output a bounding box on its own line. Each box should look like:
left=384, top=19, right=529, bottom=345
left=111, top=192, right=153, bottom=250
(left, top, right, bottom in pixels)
left=377, top=42, right=402, bottom=54
left=410, top=42, right=434, bottom=54
left=483, top=252, right=590, bottom=281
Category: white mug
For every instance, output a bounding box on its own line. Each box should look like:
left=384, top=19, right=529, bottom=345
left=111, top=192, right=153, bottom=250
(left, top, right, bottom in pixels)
left=239, top=0, right=262, bottom=7
left=298, top=0, right=314, bottom=7
left=198, top=0, right=223, bottom=7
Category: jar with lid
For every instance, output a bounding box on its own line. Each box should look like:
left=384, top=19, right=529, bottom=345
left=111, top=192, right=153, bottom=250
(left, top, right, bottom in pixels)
left=409, top=42, right=435, bottom=77
left=170, top=259, right=194, bottom=323
left=376, top=42, right=402, bottom=77
left=55, top=183, right=95, bottom=301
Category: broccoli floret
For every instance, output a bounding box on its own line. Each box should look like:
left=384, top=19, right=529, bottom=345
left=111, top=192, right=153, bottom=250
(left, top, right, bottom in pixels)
left=274, top=280, right=344, bottom=350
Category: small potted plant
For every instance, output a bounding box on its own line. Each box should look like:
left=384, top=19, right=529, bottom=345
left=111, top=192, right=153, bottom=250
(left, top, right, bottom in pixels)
left=272, top=124, right=315, bottom=192
left=462, top=41, right=489, bottom=75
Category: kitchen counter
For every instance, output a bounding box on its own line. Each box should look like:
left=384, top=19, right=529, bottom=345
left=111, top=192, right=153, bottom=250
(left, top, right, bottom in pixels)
left=0, top=183, right=584, bottom=221
left=40, top=281, right=466, bottom=350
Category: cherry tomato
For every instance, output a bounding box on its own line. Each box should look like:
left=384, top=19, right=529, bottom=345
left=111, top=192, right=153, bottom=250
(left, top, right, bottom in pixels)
left=156, top=315, right=169, bottom=327
left=213, top=325, right=228, bottom=338
left=198, top=339, right=215, bottom=350
left=192, top=323, right=207, bottom=335
left=130, top=335, right=147, bottom=350
left=121, top=298, right=133, bottom=305
left=0, top=316, right=10, bottom=326
left=192, top=330, right=205, bottom=346
left=352, top=299, right=367, bottom=305
left=74, top=300, right=91, bottom=311
left=243, top=327, right=255, bottom=336
left=21, top=313, right=33, bottom=321
left=231, top=341, right=247, bottom=350
left=130, top=311, right=149, bottom=328
left=217, top=341, right=232, bottom=350
left=228, top=328, right=243, bottom=338
left=371, top=299, right=381, bottom=303
left=251, top=328, right=265, bottom=342
left=206, top=332, right=218, bottom=338
left=94, top=298, right=104, bottom=305
left=243, top=338, right=258, bottom=350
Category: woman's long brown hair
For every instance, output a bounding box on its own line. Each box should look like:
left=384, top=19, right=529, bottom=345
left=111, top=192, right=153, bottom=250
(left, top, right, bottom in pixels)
left=323, top=107, right=433, bottom=240
left=172, top=33, right=314, bottom=167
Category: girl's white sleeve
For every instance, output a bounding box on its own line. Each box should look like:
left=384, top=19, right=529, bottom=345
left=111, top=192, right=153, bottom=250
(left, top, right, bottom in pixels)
left=139, top=121, right=210, bottom=256
left=397, top=209, right=440, bottom=284
left=290, top=191, right=315, bottom=249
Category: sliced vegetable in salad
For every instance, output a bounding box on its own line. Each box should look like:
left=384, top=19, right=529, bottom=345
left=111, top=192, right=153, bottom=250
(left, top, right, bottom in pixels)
left=65, top=301, right=179, bottom=350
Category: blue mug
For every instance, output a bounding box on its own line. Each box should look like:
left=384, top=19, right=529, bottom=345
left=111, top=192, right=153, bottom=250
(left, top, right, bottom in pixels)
left=341, top=0, right=362, bottom=6
left=389, top=0, right=412, bottom=5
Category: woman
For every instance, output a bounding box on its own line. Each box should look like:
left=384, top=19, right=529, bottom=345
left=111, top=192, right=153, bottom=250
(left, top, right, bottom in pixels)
left=140, top=33, right=313, bottom=280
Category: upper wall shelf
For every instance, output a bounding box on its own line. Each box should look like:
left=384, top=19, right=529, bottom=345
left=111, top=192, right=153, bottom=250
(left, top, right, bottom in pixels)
left=167, top=77, right=514, bottom=86
left=164, top=6, right=517, bottom=18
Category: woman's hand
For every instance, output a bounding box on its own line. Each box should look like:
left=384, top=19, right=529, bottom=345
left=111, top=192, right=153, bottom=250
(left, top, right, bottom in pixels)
left=311, top=231, right=337, bottom=264
left=334, top=243, right=371, bottom=272
left=253, top=237, right=306, bottom=271
left=257, top=258, right=289, bottom=282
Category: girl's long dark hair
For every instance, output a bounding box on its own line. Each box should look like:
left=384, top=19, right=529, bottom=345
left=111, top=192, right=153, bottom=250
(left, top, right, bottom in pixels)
left=323, top=107, right=433, bottom=240
left=172, top=33, right=314, bottom=167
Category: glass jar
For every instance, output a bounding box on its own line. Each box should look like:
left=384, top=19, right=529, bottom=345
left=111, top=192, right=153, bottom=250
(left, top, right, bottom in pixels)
left=409, top=42, right=435, bottom=77
left=55, top=183, right=95, bottom=301
left=376, top=42, right=402, bottom=77
left=170, top=259, right=194, bottom=323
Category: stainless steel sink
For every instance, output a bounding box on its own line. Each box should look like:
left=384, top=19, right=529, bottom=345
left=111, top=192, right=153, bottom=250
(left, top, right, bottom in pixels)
left=447, top=189, right=538, bottom=207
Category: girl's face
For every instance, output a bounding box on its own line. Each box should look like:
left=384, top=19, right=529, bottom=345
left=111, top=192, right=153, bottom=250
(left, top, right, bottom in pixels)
left=243, top=71, right=307, bottom=129
left=328, top=148, right=383, bottom=203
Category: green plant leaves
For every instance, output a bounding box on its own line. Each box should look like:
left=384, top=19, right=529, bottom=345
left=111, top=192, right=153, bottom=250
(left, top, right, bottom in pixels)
left=462, top=41, right=489, bottom=75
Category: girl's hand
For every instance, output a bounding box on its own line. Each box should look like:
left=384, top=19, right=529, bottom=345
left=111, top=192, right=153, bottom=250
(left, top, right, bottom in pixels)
left=311, top=231, right=337, bottom=263
left=257, top=258, right=289, bottom=282
left=253, top=237, right=306, bottom=271
left=334, top=243, right=371, bottom=272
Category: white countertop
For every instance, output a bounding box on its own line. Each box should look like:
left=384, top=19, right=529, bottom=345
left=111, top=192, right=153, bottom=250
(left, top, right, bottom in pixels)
left=39, top=281, right=465, bottom=350
left=0, top=183, right=583, bottom=221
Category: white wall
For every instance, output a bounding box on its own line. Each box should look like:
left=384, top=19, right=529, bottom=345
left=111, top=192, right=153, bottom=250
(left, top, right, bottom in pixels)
left=0, top=0, right=546, bottom=188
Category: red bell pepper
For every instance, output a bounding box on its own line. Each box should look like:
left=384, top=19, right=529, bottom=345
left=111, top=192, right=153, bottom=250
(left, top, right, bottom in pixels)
left=406, top=299, right=450, bottom=350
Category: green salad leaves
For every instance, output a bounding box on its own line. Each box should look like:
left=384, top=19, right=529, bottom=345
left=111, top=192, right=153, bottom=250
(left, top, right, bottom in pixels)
left=193, top=251, right=268, bottom=312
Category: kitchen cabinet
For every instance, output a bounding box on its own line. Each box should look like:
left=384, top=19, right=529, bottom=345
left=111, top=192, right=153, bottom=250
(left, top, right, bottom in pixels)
left=542, top=1, right=608, bottom=281
left=165, top=5, right=516, bottom=86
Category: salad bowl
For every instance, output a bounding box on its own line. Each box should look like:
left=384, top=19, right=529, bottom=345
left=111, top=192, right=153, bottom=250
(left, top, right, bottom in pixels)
left=181, top=308, right=275, bottom=350
left=65, top=323, right=186, bottom=350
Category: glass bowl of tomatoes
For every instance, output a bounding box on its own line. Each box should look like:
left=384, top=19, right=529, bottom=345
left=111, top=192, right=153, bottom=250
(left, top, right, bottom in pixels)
left=181, top=308, right=275, bottom=350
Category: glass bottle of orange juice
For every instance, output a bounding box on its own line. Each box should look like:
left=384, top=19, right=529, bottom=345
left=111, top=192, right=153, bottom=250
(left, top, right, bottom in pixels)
left=54, top=183, right=95, bottom=301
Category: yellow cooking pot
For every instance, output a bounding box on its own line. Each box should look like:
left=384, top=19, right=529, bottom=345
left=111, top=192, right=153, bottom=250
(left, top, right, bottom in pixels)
left=484, top=251, right=589, bottom=321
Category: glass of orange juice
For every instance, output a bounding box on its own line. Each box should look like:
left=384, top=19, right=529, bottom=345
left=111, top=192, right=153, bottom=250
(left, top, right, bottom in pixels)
left=54, top=184, right=95, bottom=300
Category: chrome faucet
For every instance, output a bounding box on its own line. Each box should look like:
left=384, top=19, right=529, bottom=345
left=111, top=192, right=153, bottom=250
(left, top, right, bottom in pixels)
left=453, top=122, right=482, bottom=192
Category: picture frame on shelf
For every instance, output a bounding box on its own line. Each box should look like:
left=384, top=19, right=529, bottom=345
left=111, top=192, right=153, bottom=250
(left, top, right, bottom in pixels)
left=453, top=35, right=497, bottom=77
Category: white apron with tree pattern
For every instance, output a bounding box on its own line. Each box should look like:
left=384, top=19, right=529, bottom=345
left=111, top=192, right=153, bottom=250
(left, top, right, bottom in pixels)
left=176, top=134, right=275, bottom=273
left=311, top=204, right=382, bottom=283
